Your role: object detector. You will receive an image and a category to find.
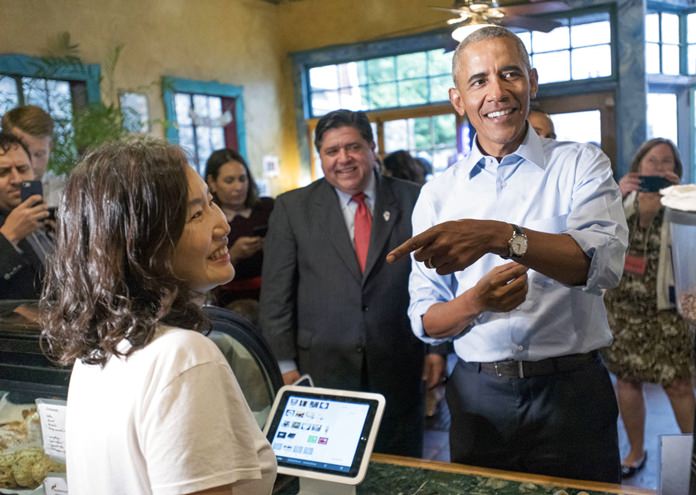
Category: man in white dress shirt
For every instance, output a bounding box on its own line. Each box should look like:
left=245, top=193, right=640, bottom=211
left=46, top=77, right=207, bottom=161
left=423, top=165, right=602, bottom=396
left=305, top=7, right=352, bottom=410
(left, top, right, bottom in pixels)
left=388, top=26, right=628, bottom=482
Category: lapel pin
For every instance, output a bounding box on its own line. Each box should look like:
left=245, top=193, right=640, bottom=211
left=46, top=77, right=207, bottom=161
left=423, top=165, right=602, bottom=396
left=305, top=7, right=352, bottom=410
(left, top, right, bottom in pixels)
left=383, top=211, right=390, bottom=222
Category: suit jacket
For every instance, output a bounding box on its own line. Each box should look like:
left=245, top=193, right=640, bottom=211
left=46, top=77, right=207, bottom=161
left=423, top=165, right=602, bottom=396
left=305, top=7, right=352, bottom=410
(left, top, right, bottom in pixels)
left=0, top=210, right=46, bottom=300
left=259, top=174, right=425, bottom=416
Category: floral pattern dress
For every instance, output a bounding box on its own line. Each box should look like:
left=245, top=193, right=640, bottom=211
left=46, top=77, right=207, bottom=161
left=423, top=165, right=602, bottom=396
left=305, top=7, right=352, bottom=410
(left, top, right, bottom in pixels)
left=603, top=205, right=693, bottom=385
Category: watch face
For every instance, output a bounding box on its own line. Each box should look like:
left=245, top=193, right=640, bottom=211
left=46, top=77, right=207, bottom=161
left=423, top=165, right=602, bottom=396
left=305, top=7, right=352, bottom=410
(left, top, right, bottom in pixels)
left=511, top=236, right=528, bottom=256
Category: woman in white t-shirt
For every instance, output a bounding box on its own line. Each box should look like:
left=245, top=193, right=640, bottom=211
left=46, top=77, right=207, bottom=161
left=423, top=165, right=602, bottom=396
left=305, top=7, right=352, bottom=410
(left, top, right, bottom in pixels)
left=40, top=138, right=277, bottom=495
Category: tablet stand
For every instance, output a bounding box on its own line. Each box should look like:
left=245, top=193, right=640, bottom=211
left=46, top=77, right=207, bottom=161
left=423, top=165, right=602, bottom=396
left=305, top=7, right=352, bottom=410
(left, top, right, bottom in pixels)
left=298, top=477, right=357, bottom=495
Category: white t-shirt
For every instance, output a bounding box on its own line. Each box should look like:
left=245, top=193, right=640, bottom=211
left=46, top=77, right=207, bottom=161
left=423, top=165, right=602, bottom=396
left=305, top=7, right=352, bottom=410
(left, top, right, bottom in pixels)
left=66, top=325, right=277, bottom=495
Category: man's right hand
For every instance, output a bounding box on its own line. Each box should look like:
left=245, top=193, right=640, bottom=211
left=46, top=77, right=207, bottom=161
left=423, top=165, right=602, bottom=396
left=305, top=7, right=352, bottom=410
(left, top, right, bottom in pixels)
left=0, top=195, right=48, bottom=245
left=282, top=370, right=301, bottom=385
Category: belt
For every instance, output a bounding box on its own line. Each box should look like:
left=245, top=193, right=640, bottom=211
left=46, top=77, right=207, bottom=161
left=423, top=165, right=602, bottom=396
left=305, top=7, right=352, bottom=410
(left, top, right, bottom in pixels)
left=469, top=351, right=598, bottom=379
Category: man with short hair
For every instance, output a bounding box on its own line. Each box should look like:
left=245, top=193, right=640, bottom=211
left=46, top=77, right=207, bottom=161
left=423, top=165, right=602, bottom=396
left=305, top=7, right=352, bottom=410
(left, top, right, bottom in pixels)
left=388, top=27, right=628, bottom=482
left=0, top=133, right=52, bottom=299
left=2, top=105, right=54, bottom=179
left=259, top=109, right=444, bottom=457
left=528, top=109, right=556, bottom=139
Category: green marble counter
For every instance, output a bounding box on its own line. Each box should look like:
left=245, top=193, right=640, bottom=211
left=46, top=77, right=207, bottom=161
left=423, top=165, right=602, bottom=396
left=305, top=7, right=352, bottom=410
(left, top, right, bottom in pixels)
left=274, top=454, right=655, bottom=495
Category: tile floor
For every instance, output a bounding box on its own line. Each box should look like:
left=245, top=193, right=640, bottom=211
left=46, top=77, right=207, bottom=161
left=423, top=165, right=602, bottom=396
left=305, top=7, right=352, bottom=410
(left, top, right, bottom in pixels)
left=422, top=380, right=688, bottom=491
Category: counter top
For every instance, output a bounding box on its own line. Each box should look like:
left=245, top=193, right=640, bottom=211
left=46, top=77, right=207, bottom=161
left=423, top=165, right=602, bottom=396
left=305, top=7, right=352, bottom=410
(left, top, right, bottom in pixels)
left=275, top=453, right=656, bottom=495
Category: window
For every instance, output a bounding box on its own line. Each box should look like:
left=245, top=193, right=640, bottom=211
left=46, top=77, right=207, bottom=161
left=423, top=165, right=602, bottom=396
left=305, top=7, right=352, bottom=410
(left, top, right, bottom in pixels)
left=307, top=48, right=452, bottom=117
left=647, top=92, right=678, bottom=144
left=383, top=114, right=458, bottom=174
left=550, top=110, right=602, bottom=145
left=162, top=77, right=247, bottom=175
left=688, top=13, right=696, bottom=75
left=646, top=12, right=681, bottom=75
left=514, top=11, right=613, bottom=84
left=0, top=54, right=100, bottom=123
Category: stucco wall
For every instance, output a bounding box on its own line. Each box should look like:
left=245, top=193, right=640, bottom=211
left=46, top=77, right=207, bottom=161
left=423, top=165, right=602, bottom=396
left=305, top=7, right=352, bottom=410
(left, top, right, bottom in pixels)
left=0, top=0, right=298, bottom=193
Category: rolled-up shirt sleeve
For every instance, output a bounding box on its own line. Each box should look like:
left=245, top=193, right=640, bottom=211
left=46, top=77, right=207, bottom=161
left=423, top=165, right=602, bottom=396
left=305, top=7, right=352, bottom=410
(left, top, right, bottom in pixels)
left=564, top=145, right=628, bottom=293
left=407, top=191, right=458, bottom=344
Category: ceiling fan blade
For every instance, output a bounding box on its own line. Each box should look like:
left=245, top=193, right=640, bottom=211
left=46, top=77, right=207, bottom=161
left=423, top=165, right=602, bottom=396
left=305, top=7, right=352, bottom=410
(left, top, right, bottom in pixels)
left=362, top=21, right=452, bottom=41
left=500, top=15, right=562, bottom=32
left=501, top=1, right=569, bottom=16
left=431, top=6, right=468, bottom=15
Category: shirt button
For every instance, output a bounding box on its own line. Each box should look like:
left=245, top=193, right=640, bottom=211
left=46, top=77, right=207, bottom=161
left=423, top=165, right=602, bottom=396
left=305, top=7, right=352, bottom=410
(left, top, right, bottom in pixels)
left=356, top=346, right=364, bottom=353
left=362, top=305, right=368, bottom=312
left=517, top=345, right=524, bottom=352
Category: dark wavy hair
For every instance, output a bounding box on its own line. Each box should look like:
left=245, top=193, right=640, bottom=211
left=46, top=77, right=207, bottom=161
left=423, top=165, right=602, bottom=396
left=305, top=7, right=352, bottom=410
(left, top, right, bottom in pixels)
left=383, top=150, right=426, bottom=185
left=0, top=132, right=31, bottom=158
left=314, top=109, right=374, bottom=152
left=630, top=137, right=683, bottom=179
left=40, top=138, right=208, bottom=367
left=204, top=148, right=259, bottom=209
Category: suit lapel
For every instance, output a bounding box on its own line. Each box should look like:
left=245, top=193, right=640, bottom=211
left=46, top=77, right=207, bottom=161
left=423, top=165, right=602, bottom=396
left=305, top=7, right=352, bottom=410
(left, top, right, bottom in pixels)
left=363, top=176, right=400, bottom=282
left=312, top=181, right=362, bottom=283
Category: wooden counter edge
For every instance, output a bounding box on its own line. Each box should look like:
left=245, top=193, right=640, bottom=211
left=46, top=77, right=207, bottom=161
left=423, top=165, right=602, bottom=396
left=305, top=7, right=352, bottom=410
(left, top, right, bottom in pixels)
left=371, top=453, right=656, bottom=495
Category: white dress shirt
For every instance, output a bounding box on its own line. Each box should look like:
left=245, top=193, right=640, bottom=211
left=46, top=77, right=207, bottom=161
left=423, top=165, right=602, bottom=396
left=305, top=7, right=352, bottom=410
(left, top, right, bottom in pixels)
left=408, top=128, right=628, bottom=362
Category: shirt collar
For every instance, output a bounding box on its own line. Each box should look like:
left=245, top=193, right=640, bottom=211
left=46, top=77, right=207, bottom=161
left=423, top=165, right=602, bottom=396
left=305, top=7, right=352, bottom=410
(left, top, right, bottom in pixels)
left=460, top=124, right=547, bottom=179
left=333, top=168, right=377, bottom=206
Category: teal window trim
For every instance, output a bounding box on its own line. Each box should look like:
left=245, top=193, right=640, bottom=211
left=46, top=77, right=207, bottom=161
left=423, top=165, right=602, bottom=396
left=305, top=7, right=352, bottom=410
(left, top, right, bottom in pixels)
left=161, top=76, right=247, bottom=161
left=0, top=53, right=101, bottom=103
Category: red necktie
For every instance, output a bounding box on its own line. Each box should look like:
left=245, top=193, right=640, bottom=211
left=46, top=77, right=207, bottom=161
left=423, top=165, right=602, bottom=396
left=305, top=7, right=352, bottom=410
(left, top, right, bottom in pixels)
left=352, top=192, right=372, bottom=273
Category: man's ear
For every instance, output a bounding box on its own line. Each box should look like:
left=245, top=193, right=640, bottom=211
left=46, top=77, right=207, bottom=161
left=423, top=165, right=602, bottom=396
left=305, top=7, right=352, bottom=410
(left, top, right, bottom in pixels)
left=529, top=68, right=539, bottom=99
left=449, top=87, right=466, bottom=117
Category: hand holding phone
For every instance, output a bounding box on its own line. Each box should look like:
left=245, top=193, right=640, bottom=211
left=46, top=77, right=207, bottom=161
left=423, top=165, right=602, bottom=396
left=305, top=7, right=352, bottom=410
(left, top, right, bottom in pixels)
left=251, top=225, right=269, bottom=237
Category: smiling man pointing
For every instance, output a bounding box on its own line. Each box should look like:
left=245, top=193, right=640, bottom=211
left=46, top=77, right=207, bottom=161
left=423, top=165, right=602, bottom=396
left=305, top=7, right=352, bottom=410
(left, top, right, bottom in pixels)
left=387, top=26, right=628, bottom=482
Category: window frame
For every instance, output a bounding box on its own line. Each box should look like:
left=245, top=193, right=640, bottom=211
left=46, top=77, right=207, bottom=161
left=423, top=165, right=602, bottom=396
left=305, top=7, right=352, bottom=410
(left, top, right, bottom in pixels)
left=0, top=53, right=101, bottom=108
left=161, top=76, right=248, bottom=167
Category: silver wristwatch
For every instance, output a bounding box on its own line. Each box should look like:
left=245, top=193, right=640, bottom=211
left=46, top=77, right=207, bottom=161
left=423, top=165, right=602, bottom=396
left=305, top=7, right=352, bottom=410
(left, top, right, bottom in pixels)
left=506, top=224, right=528, bottom=259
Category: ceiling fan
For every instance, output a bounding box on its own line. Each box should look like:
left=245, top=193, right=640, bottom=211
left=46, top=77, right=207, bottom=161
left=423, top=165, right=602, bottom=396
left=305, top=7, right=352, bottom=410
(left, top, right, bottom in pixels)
left=435, top=0, right=568, bottom=38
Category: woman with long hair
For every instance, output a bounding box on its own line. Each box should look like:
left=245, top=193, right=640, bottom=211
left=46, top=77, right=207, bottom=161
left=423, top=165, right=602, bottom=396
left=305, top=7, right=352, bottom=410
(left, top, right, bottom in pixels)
left=604, top=138, right=695, bottom=478
left=41, top=138, right=276, bottom=494
left=205, top=149, right=274, bottom=310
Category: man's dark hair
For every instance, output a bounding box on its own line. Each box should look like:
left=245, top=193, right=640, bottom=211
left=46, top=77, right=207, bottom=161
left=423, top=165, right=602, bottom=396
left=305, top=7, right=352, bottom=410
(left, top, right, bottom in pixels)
left=314, top=109, right=374, bottom=151
left=204, top=148, right=259, bottom=208
left=0, top=132, right=31, bottom=158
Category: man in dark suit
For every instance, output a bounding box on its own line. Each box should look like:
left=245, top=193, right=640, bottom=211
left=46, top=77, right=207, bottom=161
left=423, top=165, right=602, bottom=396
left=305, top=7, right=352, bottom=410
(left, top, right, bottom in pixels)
left=0, top=133, right=52, bottom=299
left=259, top=109, right=443, bottom=457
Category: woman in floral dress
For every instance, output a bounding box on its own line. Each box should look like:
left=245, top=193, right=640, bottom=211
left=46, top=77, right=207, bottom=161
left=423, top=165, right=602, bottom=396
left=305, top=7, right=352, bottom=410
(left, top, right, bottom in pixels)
left=604, top=138, right=695, bottom=478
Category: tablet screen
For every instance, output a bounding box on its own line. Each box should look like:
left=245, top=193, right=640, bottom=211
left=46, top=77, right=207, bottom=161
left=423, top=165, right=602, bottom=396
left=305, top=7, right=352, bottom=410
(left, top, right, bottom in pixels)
left=265, top=388, right=381, bottom=478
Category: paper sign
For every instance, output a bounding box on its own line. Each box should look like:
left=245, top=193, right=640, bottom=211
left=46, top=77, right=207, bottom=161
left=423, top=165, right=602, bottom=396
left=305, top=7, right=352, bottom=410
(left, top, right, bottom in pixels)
left=35, top=398, right=67, bottom=460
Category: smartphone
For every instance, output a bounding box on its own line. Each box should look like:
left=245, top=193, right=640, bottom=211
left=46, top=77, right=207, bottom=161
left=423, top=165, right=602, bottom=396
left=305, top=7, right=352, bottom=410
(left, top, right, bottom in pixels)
left=20, top=180, right=43, bottom=202
left=251, top=225, right=269, bottom=237
left=638, top=175, right=672, bottom=193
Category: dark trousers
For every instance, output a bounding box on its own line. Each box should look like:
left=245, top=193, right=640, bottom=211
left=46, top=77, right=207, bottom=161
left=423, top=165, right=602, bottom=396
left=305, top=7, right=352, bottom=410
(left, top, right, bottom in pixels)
left=447, top=354, right=620, bottom=483
left=374, top=397, right=424, bottom=458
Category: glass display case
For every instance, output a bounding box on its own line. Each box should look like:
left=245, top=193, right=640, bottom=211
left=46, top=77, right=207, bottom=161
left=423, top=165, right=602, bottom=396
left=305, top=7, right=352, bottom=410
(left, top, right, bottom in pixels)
left=0, top=301, right=283, bottom=493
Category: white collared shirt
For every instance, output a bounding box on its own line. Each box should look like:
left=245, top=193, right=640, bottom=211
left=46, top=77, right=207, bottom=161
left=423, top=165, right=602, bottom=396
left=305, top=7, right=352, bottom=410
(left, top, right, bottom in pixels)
left=408, top=128, right=628, bottom=362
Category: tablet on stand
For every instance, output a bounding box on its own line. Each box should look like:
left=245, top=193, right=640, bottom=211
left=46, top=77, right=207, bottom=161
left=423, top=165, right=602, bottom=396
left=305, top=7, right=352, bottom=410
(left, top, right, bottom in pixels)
left=263, top=385, right=385, bottom=495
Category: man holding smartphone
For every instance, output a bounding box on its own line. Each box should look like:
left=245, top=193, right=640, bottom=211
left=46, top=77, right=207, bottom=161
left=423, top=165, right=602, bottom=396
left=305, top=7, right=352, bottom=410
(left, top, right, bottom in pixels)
left=0, top=133, right=53, bottom=299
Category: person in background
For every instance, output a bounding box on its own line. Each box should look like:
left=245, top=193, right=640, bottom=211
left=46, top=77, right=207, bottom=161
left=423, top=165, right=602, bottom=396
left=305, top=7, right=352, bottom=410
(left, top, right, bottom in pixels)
left=2, top=105, right=53, bottom=179
left=0, top=133, right=52, bottom=300
left=387, top=26, right=628, bottom=482
left=259, top=109, right=445, bottom=457
left=604, top=138, right=694, bottom=479
left=2, top=105, right=63, bottom=210
left=528, top=109, right=556, bottom=139
left=40, top=138, right=276, bottom=495
left=205, top=148, right=274, bottom=309
left=382, top=149, right=426, bottom=185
